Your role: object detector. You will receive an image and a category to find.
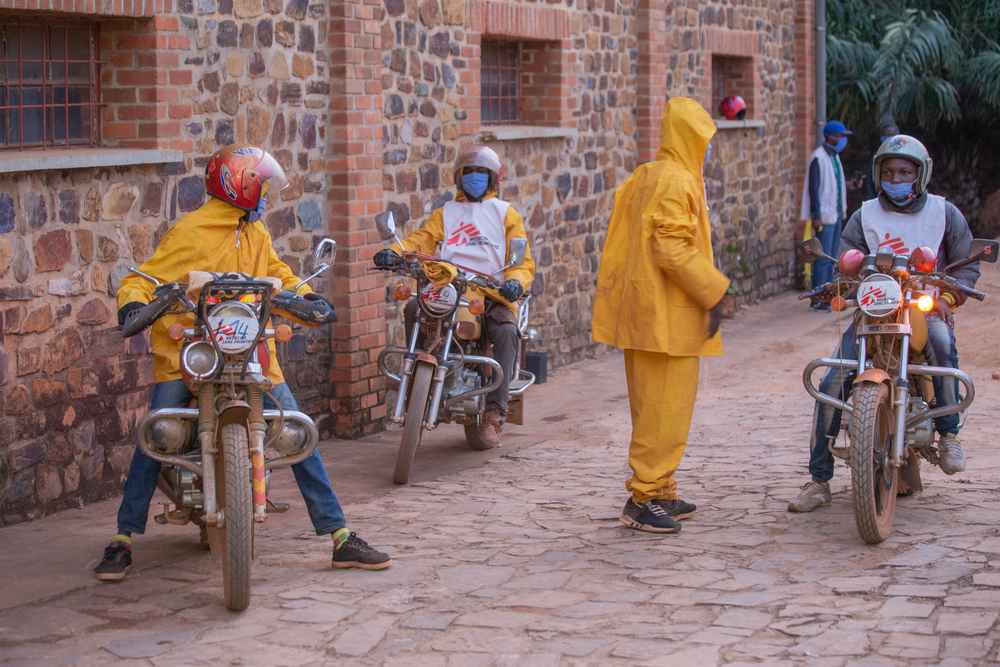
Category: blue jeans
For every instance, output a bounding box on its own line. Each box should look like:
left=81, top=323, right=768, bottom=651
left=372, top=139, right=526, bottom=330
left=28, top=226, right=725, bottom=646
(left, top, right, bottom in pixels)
left=117, top=381, right=346, bottom=536
left=809, top=315, right=961, bottom=482
left=811, top=218, right=842, bottom=289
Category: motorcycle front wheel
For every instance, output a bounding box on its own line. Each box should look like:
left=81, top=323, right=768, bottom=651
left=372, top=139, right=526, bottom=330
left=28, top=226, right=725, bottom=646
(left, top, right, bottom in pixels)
left=218, top=422, right=253, bottom=611
left=393, top=361, right=435, bottom=485
left=849, top=381, right=898, bottom=544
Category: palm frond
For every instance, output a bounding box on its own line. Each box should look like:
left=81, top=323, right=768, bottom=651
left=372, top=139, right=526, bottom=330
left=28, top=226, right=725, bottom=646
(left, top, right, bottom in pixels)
left=963, top=51, right=1000, bottom=111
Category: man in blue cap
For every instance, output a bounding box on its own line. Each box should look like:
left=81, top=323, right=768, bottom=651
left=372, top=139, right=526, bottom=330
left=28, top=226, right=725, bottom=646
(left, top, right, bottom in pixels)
left=798, top=120, right=863, bottom=311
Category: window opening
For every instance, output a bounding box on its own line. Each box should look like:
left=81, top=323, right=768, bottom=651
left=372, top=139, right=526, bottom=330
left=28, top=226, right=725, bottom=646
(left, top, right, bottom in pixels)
left=0, top=17, right=102, bottom=150
left=481, top=40, right=520, bottom=125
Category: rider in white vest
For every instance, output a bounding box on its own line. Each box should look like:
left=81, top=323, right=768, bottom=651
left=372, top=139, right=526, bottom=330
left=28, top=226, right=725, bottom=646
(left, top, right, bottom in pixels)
left=789, top=135, right=981, bottom=514
left=373, top=145, right=536, bottom=448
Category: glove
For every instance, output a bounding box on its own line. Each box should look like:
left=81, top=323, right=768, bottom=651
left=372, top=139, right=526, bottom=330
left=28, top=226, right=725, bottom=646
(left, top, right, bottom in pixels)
left=930, top=294, right=955, bottom=328
left=707, top=300, right=723, bottom=339
left=117, top=301, right=144, bottom=327
left=499, top=279, right=524, bottom=302
left=374, top=249, right=401, bottom=268
left=304, top=292, right=330, bottom=307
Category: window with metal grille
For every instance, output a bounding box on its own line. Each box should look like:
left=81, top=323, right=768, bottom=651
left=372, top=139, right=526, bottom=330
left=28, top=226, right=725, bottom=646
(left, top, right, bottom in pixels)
left=0, top=18, right=101, bottom=150
left=481, top=40, right=520, bottom=125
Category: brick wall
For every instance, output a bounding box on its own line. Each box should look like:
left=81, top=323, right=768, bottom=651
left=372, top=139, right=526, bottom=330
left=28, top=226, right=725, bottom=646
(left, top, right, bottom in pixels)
left=0, top=0, right=816, bottom=523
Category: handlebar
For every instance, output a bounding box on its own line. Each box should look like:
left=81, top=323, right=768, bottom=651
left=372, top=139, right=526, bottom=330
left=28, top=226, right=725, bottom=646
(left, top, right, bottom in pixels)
left=120, top=284, right=187, bottom=338
left=272, top=291, right=338, bottom=325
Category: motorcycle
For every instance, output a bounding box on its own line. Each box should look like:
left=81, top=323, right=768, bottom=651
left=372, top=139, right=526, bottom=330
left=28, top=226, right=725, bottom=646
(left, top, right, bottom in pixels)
left=372, top=211, right=537, bottom=484
left=119, top=239, right=338, bottom=611
left=800, top=236, right=997, bottom=543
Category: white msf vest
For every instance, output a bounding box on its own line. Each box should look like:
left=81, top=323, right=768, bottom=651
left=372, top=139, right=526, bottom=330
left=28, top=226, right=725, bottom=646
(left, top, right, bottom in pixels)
left=860, top=194, right=946, bottom=257
left=799, top=146, right=847, bottom=225
left=440, top=198, right=509, bottom=275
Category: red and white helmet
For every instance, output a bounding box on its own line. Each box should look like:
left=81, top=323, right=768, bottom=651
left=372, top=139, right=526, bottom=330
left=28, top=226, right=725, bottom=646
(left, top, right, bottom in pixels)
left=719, top=96, right=747, bottom=121
left=453, top=144, right=503, bottom=192
left=205, top=144, right=289, bottom=213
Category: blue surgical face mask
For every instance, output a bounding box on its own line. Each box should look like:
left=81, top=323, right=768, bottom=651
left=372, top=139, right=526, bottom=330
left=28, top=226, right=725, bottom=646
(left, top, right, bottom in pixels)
left=704, top=143, right=712, bottom=164
left=881, top=181, right=914, bottom=204
left=462, top=172, right=489, bottom=200
left=826, top=136, right=848, bottom=153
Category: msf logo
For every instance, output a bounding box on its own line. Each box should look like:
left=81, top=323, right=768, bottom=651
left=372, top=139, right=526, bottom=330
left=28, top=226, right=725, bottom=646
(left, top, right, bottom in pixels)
left=447, top=222, right=481, bottom=247
left=878, top=232, right=909, bottom=255
left=860, top=287, right=886, bottom=307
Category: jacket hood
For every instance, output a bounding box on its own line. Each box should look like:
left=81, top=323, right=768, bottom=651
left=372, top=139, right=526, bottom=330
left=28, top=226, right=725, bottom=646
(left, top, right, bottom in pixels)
left=656, top=98, right=717, bottom=174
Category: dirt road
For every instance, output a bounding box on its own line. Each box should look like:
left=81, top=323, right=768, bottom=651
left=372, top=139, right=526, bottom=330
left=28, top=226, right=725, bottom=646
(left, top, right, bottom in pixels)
left=1, top=265, right=999, bottom=666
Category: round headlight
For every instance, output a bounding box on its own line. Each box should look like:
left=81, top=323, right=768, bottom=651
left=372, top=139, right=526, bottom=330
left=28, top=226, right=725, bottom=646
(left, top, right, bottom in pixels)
left=857, top=274, right=903, bottom=318
left=182, top=341, right=220, bottom=379
left=268, top=421, right=308, bottom=456
left=420, top=283, right=458, bottom=315
left=147, top=417, right=191, bottom=454
left=207, top=301, right=260, bottom=353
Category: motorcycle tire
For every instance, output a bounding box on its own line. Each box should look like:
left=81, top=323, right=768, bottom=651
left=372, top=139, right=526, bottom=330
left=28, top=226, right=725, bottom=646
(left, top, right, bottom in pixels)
left=464, top=416, right=493, bottom=451
left=849, top=381, right=898, bottom=544
left=897, top=448, right=923, bottom=497
left=393, top=361, right=434, bottom=485
left=218, top=422, right=253, bottom=611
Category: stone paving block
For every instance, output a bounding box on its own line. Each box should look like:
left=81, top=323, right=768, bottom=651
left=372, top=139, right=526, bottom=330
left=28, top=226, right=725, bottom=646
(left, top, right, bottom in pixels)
left=518, top=653, right=562, bottom=667
left=942, top=589, right=1000, bottom=608
left=402, top=612, right=459, bottom=630
left=936, top=611, right=999, bottom=635
left=332, top=616, right=396, bottom=656
left=942, top=636, right=992, bottom=659
left=0, top=607, right=104, bottom=642
left=437, top=564, right=515, bottom=587
left=501, top=570, right=573, bottom=590
left=970, top=572, right=1000, bottom=587
left=540, top=637, right=613, bottom=657
left=552, top=601, right=631, bottom=618
left=884, top=584, right=947, bottom=597
left=610, top=639, right=681, bottom=660
left=495, top=591, right=588, bottom=609
left=884, top=545, right=952, bottom=566
left=102, top=627, right=207, bottom=659
left=877, top=596, right=936, bottom=618
left=701, top=590, right=790, bottom=607
left=877, top=631, right=941, bottom=659
left=685, top=626, right=753, bottom=645
left=820, top=576, right=885, bottom=593
left=644, top=644, right=720, bottom=667
left=277, top=602, right=358, bottom=624
left=712, top=608, right=772, bottom=630
left=794, top=629, right=870, bottom=656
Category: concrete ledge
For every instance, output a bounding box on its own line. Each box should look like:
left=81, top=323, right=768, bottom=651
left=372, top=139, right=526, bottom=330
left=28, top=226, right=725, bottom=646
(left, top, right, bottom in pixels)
left=479, top=125, right=577, bottom=141
left=715, top=119, right=766, bottom=131
left=0, top=148, right=183, bottom=174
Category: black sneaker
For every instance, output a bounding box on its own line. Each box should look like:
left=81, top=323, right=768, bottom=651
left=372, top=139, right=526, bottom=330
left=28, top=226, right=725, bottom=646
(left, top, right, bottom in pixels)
left=331, top=533, right=392, bottom=570
left=94, top=540, right=132, bottom=581
left=653, top=498, right=697, bottom=520
left=619, top=499, right=681, bottom=534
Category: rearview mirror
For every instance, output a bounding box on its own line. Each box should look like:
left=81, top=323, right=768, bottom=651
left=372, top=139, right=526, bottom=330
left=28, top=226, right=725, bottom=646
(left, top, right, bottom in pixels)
left=969, top=239, right=998, bottom=264
left=309, top=238, right=336, bottom=274
left=508, top=238, right=528, bottom=268
left=374, top=211, right=396, bottom=242
left=798, top=238, right=830, bottom=264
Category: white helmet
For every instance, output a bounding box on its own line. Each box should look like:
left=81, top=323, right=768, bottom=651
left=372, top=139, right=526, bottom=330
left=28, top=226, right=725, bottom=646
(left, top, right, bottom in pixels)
left=873, top=135, right=933, bottom=197
left=453, top=144, right=503, bottom=193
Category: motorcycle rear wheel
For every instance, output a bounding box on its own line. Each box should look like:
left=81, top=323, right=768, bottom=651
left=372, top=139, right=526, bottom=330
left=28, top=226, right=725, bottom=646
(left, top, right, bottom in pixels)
left=849, top=381, right=898, bottom=544
left=219, top=422, right=253, bottom=611
left=393, top=361, right=434, bottom=485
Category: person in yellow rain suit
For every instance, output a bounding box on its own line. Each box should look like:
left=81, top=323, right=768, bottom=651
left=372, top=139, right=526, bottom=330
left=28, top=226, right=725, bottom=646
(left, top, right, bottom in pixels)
left=94, top=145, right=391, bottom=582
left=592, top=98, right=730, bottom=534
left=373, top=144, right=535, bottom=448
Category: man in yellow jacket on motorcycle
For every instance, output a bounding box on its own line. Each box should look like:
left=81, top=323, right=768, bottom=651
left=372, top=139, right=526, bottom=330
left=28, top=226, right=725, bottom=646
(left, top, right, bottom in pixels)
left=94, top=145, right=390, bottom=581
left=592, top=98, right=730, bottom=534
left=373, top=145, right=535, bottom=447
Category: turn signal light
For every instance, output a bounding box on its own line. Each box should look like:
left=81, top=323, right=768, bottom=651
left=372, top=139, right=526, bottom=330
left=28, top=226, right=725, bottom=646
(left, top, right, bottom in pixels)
left=167, top=323, right=186, bottom=341
left=274, top=324, right=292, bottom=342
left=395, top=283, right=412, bottom=300
left=468, top=298, right=485, bottom=316
left=830, top=296, right=847, bottom=312
left=917, top=295, right=934, bottom=312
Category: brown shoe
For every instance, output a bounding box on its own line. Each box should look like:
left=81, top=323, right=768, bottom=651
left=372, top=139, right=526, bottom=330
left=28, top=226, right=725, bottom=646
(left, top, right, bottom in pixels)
left=479, top=409, right=503, bottom=448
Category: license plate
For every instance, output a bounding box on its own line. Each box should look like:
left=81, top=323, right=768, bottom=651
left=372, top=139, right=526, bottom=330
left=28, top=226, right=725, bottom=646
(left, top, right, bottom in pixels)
left=859, top=323, right=911, bottom=336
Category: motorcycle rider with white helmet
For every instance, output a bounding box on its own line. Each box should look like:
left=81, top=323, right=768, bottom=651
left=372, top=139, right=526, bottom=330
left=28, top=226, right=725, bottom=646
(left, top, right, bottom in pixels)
left=373, top=145, right=535, bottom=448
left=788, top=135, right=982, bottom=513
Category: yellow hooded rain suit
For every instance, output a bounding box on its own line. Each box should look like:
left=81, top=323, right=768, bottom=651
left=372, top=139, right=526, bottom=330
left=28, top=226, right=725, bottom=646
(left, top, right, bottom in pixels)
left=117, top=197, right=313, bottom=386
left=592, top=98, right=730, bottom=503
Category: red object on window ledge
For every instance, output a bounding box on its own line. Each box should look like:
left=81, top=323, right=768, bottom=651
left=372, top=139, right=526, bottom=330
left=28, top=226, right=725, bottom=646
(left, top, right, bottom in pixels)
left=719, top=96, right=747, bottom=121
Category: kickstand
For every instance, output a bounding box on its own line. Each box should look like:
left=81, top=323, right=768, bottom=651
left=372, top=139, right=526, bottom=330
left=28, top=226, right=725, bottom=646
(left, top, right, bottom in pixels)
left=267, top=499, right=290, bottom=513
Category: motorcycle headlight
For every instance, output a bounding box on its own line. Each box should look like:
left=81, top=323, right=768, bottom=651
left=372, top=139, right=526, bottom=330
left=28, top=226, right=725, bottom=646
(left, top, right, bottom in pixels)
left=857, top=274, right=903, bottom=318
left=420, top=283, right=458, bottom=315
left=207, top=301, right=260, bottom=353
left=267, top=421, right=309, bottom=456
left=182, top=341, right=220, bottom=379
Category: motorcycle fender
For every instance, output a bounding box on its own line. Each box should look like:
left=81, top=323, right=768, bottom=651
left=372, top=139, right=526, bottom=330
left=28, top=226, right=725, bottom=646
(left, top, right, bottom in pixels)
left=216, top=399, right=251, bottom=433
left=854, top=369, right=892, bottom=386
left=507, top=396, right=524, bottom=426
left=415, top=352, right=438, bottom=367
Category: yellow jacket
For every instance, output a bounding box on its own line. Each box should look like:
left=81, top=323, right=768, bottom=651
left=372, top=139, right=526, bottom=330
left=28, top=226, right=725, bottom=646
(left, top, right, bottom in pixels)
left=389, top=192, right=536, bottom=311
left=592, top=98, right=730, bottom=356
left=117, top=197, right=312, bottom=384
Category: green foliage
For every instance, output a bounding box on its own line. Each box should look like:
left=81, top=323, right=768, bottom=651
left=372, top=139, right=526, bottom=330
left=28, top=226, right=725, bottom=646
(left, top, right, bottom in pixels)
left=827, top=0, right=1000, bottom=141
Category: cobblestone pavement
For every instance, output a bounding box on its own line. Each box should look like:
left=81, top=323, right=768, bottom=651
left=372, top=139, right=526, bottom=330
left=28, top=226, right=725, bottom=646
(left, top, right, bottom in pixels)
left=2, top=267, right=1000, bottom=666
